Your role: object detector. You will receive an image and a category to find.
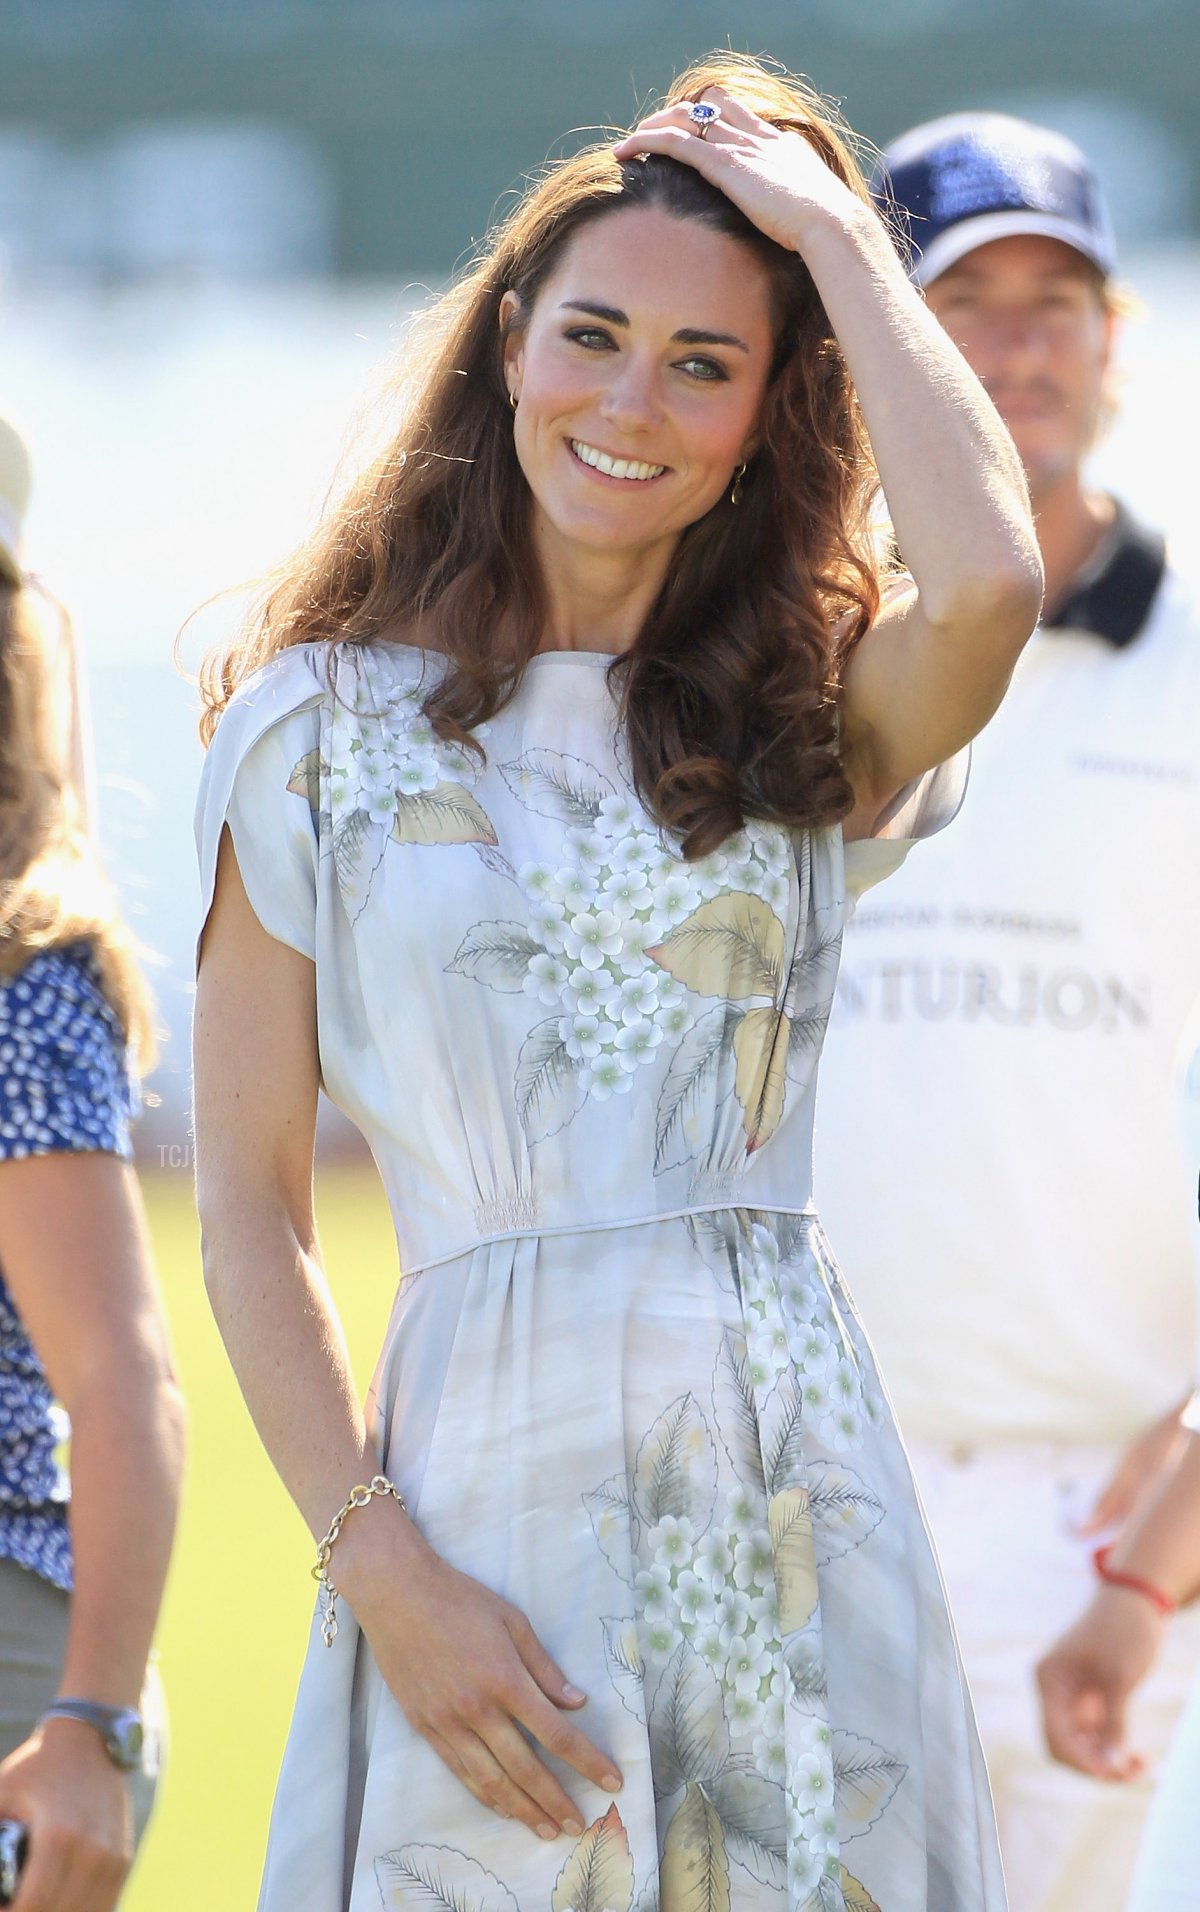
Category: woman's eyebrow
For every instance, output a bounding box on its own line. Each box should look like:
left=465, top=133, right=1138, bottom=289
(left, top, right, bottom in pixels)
left=559, top=300, right=750, bottom=353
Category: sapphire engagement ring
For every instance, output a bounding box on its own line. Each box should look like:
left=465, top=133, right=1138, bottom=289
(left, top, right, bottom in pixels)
left=687, top=101, right=720, bottom=139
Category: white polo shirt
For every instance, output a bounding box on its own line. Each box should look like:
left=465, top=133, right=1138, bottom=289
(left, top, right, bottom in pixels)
left=816, top=508, right=1200, bottom=1446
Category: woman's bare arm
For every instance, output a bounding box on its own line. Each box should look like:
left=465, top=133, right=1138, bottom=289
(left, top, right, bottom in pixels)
left=0, top=1155, right=185, bottom=1709
left=0, top=1149, right=186, bottom=1911
left=615, top=92, right=1044, bottom=827
left=193, top=825, right=377, bottom=1543
left=797, top=199, right=1043, bottom=827
left=194, top=827, right=622, bottom=1842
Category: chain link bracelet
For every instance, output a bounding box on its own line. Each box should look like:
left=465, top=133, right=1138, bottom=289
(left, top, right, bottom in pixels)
left=312, top=1474, right=406, bottom=1647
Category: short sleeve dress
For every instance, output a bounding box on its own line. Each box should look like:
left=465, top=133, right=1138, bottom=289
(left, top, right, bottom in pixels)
left=195, top=639, right=1006, bottom=1912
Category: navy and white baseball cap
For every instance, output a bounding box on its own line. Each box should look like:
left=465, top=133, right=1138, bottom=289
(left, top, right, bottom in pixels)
left=874, top=111, right=1118, bottom=288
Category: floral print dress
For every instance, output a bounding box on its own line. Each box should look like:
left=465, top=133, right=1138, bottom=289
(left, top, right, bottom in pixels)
left=195, top=639, right=1006, bottom=1912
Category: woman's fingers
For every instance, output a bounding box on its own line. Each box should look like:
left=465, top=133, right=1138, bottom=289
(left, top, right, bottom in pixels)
left=425, top=1726, right=553, bottom=1837
left=505, top=1610, right=588, bottom=1710
left=690, top=87, right=768, bottom=132
left=507, top=1615, right=622, bottom=1791
left=372, top=1569, right=623, bottom=1837
left=614, top=123, right=723, bottom=162
left=511, top=1689, right=624, bottom=1798
left=477, top=1717, right=590, bottom=1836
left=427, top=1714, right=586, bottom=1841
left=619, top=91, right=765, bottom=145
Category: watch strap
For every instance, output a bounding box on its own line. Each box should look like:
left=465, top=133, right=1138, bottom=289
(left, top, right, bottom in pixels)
left=40, top=1699, right=144, bottom=1769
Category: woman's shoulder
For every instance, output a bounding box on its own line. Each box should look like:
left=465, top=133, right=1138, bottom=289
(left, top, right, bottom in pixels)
left=218, top=637, right=443, bottom=730
left=217, top=640, right=330, bottom=730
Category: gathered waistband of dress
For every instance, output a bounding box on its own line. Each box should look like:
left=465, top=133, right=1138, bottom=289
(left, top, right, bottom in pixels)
left=396, top=1198, right=823, bottom=1280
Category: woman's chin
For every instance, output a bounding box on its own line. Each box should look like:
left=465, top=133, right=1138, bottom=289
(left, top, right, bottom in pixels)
left=535, top=499, right=680, bottom=558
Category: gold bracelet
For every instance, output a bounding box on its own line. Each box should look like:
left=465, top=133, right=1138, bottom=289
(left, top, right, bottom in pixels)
left=312, top=1474, right=406, bottom=1648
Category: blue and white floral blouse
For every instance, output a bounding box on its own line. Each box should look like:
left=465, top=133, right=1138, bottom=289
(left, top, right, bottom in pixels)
left=0, top=942, right=135, bottom=1591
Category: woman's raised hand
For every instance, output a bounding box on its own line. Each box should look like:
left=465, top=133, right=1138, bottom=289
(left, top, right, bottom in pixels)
left=612, top=87, right=865, bottom=256
left=347, top=1531, right=623, bottom=1840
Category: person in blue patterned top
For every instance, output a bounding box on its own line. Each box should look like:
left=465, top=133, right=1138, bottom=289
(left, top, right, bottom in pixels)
left=0, top=415, right=186, bottom=1912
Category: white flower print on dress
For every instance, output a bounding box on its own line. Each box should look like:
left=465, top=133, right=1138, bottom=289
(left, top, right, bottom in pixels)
left=288, top=645, right=501, bottom=923
left=221, top=646, right=996, bottom=1910
left=574, top=1284, right=907, bottom=1908
left=445, top=747, right=820, bottom=1147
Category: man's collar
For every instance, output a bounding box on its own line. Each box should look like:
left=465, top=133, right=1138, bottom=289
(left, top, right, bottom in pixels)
left=1043, top=500, right=1167, bottom=648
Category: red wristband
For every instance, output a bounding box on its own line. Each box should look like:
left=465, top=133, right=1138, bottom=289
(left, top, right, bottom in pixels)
left=1093, top=1544, right=1178, bottom=1616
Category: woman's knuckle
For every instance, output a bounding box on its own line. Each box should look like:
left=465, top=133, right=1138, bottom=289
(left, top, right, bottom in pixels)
left=493, top=1674, right=525, bottom=1713
left=457, top=1689, right=487, bottom=1727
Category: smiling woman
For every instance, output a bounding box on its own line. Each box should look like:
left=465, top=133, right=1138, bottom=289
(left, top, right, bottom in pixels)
left=191, top=47, right=1038, bottom=1912
left=198, top=59, right=887, bottom=859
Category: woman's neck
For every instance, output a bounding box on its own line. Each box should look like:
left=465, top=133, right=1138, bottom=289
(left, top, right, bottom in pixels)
left=532, top=514, right=677, bottom=656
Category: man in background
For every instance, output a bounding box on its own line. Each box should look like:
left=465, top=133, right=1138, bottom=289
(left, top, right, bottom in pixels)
left=816, top=112, right=1200, bottom=1910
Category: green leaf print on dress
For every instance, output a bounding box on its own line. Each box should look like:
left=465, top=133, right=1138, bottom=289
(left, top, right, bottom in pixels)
left=444, top=745, right=836, bottom=1156
left=376, top=1807, right=639, bottom=1912
left=632, top=1395, right=718, bottom=1534
left=649, top=1643, right=730, bottom=1794
left=550, top=1802, right=636, bottom=1912
left=286, top=747, right=325, bottom=816
left=374, top=1842, right=520, bottom=1910
left=837, top=1870, right=882, bottom=1912
left=584, top=1474, right=639, bottom=1578
left=390, top=782, right=497, bottom=848
left=648, top=840, right=840, bottom=1157
left=660, top=1784, right=731, bottom=1912
left=286, top=646, right=500, bottom=923
left=576, top=1210, right=906, bottom=1907
left=499, top=748, right=616, bottom=824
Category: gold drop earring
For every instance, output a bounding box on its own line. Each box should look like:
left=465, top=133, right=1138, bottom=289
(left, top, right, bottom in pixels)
left=730, top=461, right=747, bottom=506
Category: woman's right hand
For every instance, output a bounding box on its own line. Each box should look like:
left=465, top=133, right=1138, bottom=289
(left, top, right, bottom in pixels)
left=345, top=1524, right=623, bottom=1841
left=0, top=1720, right=130, bottom=1911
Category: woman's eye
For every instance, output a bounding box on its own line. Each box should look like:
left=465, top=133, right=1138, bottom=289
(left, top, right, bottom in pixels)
left=565, top=327, right=614, bottom=350
left=678, top=356, right=728, bottom=382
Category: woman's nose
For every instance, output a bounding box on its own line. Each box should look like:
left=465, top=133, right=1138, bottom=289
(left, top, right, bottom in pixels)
left=597, top=359, right=662, bottom=431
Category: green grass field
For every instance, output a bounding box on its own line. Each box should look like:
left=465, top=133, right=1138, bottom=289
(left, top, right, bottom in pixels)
left=125, top=1163, right=398, bottom=1912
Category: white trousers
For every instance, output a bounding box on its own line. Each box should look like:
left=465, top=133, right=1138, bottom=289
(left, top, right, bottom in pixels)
left=910, top=1437, right=1200, bottom=1912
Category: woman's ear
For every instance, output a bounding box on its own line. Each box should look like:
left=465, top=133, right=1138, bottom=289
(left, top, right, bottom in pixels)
left=499, top=290, right=524, bottom=403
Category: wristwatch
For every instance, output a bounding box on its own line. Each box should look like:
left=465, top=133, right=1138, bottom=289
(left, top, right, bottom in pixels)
left=39, top=1700, right=144, bottom=1771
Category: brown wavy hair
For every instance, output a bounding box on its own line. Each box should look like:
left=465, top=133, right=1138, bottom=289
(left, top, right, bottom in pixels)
left=199, top=51, right=885, bottom=857
left=0, top=582, right=156, bottom=1072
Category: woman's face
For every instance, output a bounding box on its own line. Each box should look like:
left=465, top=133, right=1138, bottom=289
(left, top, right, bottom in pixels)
left=501, top=204, right=775, bottom=561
